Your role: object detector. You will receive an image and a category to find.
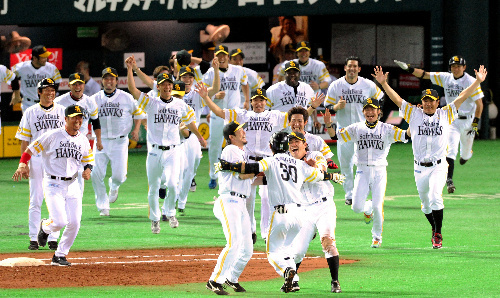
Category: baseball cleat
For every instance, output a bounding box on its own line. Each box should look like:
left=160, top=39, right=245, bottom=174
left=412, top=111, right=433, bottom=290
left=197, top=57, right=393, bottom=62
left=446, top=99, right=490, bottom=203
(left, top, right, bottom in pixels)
left=178, top=208, right=185, bottom=216
left=345, top=199, right=352, bottom=205
left=252, top=232, right=257, bottom=244
left=189, top=179, right=197, bottom=192
left=159, top=188, right=166, bottom=199
left=432, top=233, right=443, bottom=249
left=48, top=241, right=58, bottom=250
left=225, top=279, right=246, bottom=292
left=331, top=280, right=342, bottom=293
left=364, top=212, right=373, bottom=224
left=51, top=255, right=71, bottom=266
left=206, top=280, right=229, bottom=295
left=151, top=220, right=160, bottom=234
left=168, top=216, right=179, bottom=228
left=283, top=267, right=296, bottom=293
left=38, top=219, right=49, bottom=247
left=280, top=281, right=300, bottom=292
left=371, top=238, right=381, bottom=248
left=100, top=209, right=110, bottom=216
left=28, top=241, right=39, bottom=250
left=446, top=178, right=456, bottom=193
left=109, top=188, right=119, bottom=203
left=459, top=157, right=468, bottom=165
left=161, top=214, right=168, bottom=222
left=208, top=179, right=217, bottom=189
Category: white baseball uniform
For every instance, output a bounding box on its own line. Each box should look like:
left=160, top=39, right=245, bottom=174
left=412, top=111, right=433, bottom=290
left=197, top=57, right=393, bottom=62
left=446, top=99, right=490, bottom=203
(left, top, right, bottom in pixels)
left=210, top=144, right=253, bottom=285
left=325, top=76, right=384, bottom=202
left=83, top=77, right=101, bottom=97
left=304, top=131, right=334, bottom=160
left=278, top=58, right=332, bottom=88
left=32, top=127, right=93, bottom=258
left=400, top=100, right=458, bottom=213
left=15, top=103, right=66, bottom=243
left=12, top=61, right=62, bottom=112
left=137, top=92, right=196, bottom=221
left=258, top=153, right=324, bottom=277
left=239, top=67, right=264, bottom=108
left=225, top=108, right=289, bottom=239
left=266, top=81, right=314, bottom=112
left=203, top=65, right=248, bottom=180
left=338, top=121, right=407, bottom=242
left=91, top=89, right=143, bottom=213
left=429, top=72, right=483, bottom=160
left=0, top=65, right=16, bottom=134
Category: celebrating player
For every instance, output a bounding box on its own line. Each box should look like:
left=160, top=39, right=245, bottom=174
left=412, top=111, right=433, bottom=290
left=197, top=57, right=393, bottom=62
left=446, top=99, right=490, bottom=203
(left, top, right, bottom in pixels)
left=15, top=78, right=66, bottom=251
left=372, top=65, right=487, bottom=249
left=394, top=56, right=484, bottom=193
left=325, top=56, right=384, bottom=205
left=13, top=105, right=94, bottom=266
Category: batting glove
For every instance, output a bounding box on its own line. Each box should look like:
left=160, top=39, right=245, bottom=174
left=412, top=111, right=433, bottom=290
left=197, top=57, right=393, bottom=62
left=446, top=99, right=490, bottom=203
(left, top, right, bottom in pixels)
left=327, top=160, right=339, bottom=170
left=394, top=60, right=409, bottom=70
left=471, top=117, right=480, bottom=135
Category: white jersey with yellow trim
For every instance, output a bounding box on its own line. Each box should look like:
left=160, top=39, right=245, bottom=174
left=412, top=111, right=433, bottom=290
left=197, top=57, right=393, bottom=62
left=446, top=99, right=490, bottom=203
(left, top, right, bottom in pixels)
left=15, top=103, right=65, bottom=142
left=325, top=76, right=384, bottom=129
left=0, top=65, right=15, bottom=102
left=304, top=131, right=333, bottom=159
left=12, top=61, right=62, bottom=102
left=258, top=153, right=324, bottom=206
left=55, top=93, right=98, bottom=136
left=225, top=108, right=288, bottom=157
left=203, top=64, right=248, bottom=109
left=338, top=121, right=407, bottom=166
left=28, top=127, right=93, bottom=177
left=400, top=100, right=457, bottom=162
left=300, top=151, right=334, bottom=202
left=278, top=58, right=331, bottom=85
left=217, top=145, right=252, bottom=197
left=266, top=81, right=314, bottom=112
left=429, top=72, right=483, bottom=116
left=137, top=92, right=195, bottom=146
left=92, top=89, right=143, bottom=138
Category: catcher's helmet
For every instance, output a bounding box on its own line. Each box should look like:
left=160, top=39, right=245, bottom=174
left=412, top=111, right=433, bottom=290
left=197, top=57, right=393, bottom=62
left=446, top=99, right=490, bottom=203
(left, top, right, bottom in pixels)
left=449, top=55, right=466, bottom=66
left=37, top=78, right=56, bottom=91
left=270, top=131, right=289, bottom=154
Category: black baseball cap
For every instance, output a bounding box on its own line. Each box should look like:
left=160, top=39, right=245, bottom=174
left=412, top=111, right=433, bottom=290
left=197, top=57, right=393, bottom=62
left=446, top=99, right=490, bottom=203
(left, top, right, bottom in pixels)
left=157, top=73, right=174, bottom=85
left=179, top=66, right=195, bottom=77
left=37, top=78, right=56, bottom=90
left=284, top=43, right=296, bottom=53
left=176, top=50, right=192, bottom=67
left=449, top=55, right=466, bottom=66
left=215, top=45, right=229, bottom=56
left=65, top=105, right=84, bottom=118
left=230, top=48, right=245, bottom=59
left=288, top=131, right=306, bottom=142
left=223, top=121, right=247, bottom=141
left=171, top=80, right=186, bottom=97
left=251, top=88, right=269, bottom=101
left=69, top=73, right=85, bottom=85
left=32, top=45, right=52, bottom=58
left=284, top=60, right=300, bottom=72
left=421, top=89, right=439, bottom=101
left=202, top=42, right=216, bottom=51
left=296, top=41, right=311, bottom=51
left=102, top=67, right=118, bottom=78
left=363, top=98, right=380, bottom=109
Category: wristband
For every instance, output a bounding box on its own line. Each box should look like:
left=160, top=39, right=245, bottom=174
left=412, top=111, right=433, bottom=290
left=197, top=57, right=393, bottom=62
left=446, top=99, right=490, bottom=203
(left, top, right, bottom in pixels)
left=407, top=66, right=415, bottom=74
left=325, top=124, right=333, bottom=129
left=20, top=152, right=31, bottom=164
left=419, top=71, right=426, bottom=79
left=473, top=117, right=480, bottom=124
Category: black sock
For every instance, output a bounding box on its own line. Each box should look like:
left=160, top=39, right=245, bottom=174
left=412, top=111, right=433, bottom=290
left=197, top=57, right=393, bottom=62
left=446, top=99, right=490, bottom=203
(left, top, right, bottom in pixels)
left=425, top=212, right=435, bottom=231
left=326, top=256, right=339, bottom=281
left=295, top=262, right=301, bottom=273
left=446, top=158, right=454, bottom=179
left=432, top=209, right=444, bottom=234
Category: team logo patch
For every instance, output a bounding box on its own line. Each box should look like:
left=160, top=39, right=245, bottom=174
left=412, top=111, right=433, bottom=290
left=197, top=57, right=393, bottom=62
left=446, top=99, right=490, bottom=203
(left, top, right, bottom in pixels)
left=75, top=106, right=81, bottom=112
left=315, top=156, right=322, bottom=160
left=175, top=84, right=180, bottom=90
left=75, top=74, right=80, bottom=79
left=47, top=78, right=54, bottom=84
left=290, top=61, right=296, bottom=67
left=367, top=98, right=372, bottom=104
left=301, top=41, right=306, bottom=47
left=219, top=45, right=224, bottom=50
left=106, top=68, right=113, bottom=73
left=453, top=56, right=459, bottom=61
left=257, top=89, right=262, bottom=95
left=186, top=66, right=191, bottom=72
left=42, top=47, right=47, bottom=52
left=426, top=89, right=432, bottom=95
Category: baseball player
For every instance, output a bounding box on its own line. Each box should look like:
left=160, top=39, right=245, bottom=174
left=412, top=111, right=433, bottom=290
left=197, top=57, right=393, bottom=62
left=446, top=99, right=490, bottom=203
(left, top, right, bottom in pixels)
left=272, top=43, right=296, bottom=85
left=75, top=61, right=101, bottom=97
left=203, top=45, right=249, bottom=189
left=13, top=104, right=94, bottom=266
left=15, top=78, right=66, bottom=251
left=229, top=48, right=265, bottom=109
left=325, top=56, right=384, bottom=205
left=126, top=58, right=207, bottom=233
left=372, top=65, right=487, bottom=249
left=175, top=49, right=208, bottom=82
left=218, top=131, right=343, bottom=293
left=336, top=98, right=409, bottom=248
left=10, top=45, right=62, bottom=113
left=91, top=67, right=143, bottom=216
left=0, top=64, right=16, bottom=134
left=55, top=72, right=102, bottom=195
left=394, top=56, right=484, bottom=193
left=286, top=132, right=344, bottom=293
left=206, top=121, right=255, bottom=296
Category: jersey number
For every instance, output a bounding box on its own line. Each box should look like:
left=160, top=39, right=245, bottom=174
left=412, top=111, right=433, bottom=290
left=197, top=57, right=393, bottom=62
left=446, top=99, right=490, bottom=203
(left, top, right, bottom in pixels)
left=280, top=163, right=297, bottom=183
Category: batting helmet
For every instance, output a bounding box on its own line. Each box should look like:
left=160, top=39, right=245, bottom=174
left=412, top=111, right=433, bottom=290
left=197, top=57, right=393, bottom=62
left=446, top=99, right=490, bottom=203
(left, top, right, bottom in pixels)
left=270, top=131, right=289, bottom=154
left=37, top=78, right=56, bottom=92
left=449, top=55, right=466, bottom=66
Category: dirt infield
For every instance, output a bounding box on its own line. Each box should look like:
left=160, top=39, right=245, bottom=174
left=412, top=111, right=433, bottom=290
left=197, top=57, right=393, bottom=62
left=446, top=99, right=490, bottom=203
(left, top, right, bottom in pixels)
left=0, top=248, right=356, bottom=289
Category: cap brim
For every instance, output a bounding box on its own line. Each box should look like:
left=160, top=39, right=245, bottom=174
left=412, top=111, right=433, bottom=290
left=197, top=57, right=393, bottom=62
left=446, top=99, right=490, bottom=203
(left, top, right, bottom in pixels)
left=285, top=66, right=300, bottom=72
left=179, top=71, right=195, bottom=77
left=215, top=50, right=229, bottom=56
left=235, top=122, right=248, bottom=132
left=67, top=112, right=83, bottom=117
left=69, top=79, right=85, bottom=85
left=171, top=90, right=186, bottom=97
left=38, top=51, right=52, bottom=58
left=231, top=52, right=245, bottom=58
left=296, top=47, right=311, bottom=51
left=288, top=132, right=306, bottom=142
left=251, top=94, right=269, bottom=101
left=157, top=78, right=174, bottom=85
left=363, top=104, right=380, bottom=109
left=102, top=73, right=118, bottom=78
left=421, top=95, right=439, bottom=101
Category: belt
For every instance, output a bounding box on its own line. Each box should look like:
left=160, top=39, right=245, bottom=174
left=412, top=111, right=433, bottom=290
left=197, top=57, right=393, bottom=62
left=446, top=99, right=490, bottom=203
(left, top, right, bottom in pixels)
left=458, top=115, right=472, bottom=119
left=105, top=135, right=126, bottom=140
left=153, top=144, right=176, bottom=150
left=414, top=159, right=442, bottom=167
left=274, top=205, right=287, bottom=214
left=248, top=156, right=264, bottom=161
left=297, top=197, right=327, bottom=207
left=49, top=175, right=75, bottom=181
left=229, top=191, right=248, bottom=199
left=26, top=98, right=40, bottom=103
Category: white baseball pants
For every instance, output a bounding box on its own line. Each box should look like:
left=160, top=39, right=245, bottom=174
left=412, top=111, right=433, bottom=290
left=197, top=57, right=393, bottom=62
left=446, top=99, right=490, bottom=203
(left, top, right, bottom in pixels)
left=447, top=118, right=475, bottom=161
left=337, top=140, right=355, bottom=201
left=414, top=161, right=447, bottom=214
left=208, top=112, right=224, bottom=180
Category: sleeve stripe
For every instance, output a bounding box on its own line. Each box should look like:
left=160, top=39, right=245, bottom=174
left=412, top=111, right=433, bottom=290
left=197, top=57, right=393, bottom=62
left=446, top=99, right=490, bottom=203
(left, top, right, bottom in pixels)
left=259, top=159, right=268, bottom=171
left=90, top=108, right=98, bottom=117
left=326, top=96, right=337, bottom=105
left=82, top=159, right=94, bottom=163
left=470, top=90, right=482, bottom=97
left=340, top=132, right=347, bottom=142
left=305, top=169, right=318, bottom=182
left=283, top=113, right=289, bottom=128
left=19, top=132, right=32, bottom=137
left=345, top=130, right=352, bottom=141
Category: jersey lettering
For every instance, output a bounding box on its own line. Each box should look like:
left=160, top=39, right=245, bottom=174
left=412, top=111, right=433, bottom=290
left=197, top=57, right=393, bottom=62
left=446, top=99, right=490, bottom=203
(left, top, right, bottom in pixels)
left=445, top=83, right=464, bottom=98
left=341, top=89, right=365, bottom=103
left=278, top=90, right=309, bottom=107
left=220, top=76, right=239, bottom=91
left=246, top=116, right=273, bottom=132
left=23, top=73, right=48, bottom=88
left=154, top=108, right=181, bottom=124
left=99, top=102, right=123, bottom=117
left=357, top=139, right=384, bottom=150
left=33, top=114, right=64, bottom=132
left=55, top=141, right=83, bottom=161
left=300, top=72, right=318, bottom=83
left=417, top=119, right=443, bottom=136
left=279, top=162, right=298, bottom=183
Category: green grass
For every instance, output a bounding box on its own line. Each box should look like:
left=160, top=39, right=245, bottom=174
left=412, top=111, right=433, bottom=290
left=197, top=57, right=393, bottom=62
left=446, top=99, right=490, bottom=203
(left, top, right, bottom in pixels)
left=1, top=140, right=499, bottom=296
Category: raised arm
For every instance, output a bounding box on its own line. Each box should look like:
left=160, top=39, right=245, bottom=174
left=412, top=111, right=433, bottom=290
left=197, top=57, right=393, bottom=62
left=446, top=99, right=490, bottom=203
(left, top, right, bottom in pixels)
left=126, top=56, right=142, bottom=100
left=207, top=57, right=220, bottom=98
left=126, top=55, right=154, bottom=90
left=394, top=60, right=431, bottom=80
left=307, top=92, right=325, bottom=116
left=453, top=65, right=487, bottom=110
left=372, top=66, right=404, bottom=108
left=195, top=82, right=225, bottom=118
